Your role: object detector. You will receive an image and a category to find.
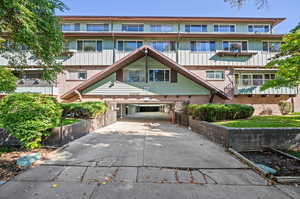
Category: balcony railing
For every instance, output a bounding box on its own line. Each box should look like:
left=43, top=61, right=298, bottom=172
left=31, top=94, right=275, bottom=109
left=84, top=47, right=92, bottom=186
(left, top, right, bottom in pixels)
left=16, top=79, right=58, bottom=95
left=234, top=79, right=298, bottom=95
left=59, top=50, right=277, bottom=66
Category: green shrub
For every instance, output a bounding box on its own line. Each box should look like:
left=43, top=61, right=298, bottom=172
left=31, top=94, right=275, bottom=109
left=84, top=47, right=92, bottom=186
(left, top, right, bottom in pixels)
left=0, top=93, right=62, bottom=149
left=278, top=101, right=292, bottom=115
left=61, top=102, right=107, bottom=119
left=186, top=104, right=254, bottom=122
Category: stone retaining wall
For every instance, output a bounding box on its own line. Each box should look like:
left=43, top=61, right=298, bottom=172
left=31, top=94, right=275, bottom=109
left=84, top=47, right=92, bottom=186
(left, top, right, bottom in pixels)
left=175, top=112, right=300, bottom=151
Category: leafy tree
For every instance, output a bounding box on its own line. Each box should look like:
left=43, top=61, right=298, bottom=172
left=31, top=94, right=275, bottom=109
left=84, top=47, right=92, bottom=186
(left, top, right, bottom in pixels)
left=0, top=67, right=17, bottom=93
left=0, top=0, right=67, bottom=83
left=261, top=23, right=300, bottom=90
left=224, top=0, right=268, bottom=9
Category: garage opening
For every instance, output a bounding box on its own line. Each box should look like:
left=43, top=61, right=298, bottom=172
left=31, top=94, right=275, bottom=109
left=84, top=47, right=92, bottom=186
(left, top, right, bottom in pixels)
left=117, top=103, right=174, bottom=121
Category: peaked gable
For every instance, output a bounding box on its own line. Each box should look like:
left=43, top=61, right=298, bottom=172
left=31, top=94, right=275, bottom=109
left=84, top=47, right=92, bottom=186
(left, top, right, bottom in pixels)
left=61, top=45, right=229, bottom=99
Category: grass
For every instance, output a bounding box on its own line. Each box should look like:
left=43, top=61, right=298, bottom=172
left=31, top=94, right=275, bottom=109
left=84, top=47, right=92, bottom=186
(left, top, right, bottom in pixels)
left=214, top=115, right=300, bottom=128
left=289, top=112, right=300, bottom=115
left=61, top=118, right=81, bottom=126
left=288, top=151, right=300, bottom=159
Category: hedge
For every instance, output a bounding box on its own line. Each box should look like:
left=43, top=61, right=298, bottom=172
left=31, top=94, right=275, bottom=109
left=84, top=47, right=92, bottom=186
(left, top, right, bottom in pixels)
left=0, top=93, right=62, bottom=149
left=61, top=102, right=107, bottom=119
left=186, top=104, right=254, bottom=122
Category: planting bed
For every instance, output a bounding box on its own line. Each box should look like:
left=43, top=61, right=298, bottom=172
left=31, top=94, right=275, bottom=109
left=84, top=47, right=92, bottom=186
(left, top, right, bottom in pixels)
left=230, top=148, right=300, bottom=183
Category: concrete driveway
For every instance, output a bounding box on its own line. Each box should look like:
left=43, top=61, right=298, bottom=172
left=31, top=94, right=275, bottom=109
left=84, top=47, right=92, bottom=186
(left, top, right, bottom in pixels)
left=1, top=119, right=299, bottom=199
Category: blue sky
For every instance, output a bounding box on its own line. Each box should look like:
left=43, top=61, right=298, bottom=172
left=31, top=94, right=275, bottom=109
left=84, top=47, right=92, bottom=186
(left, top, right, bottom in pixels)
left=57, top=0, right=300, bottom=33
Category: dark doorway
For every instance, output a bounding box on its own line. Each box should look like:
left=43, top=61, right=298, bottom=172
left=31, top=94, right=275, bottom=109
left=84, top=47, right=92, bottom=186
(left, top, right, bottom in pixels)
left=139, top=106, right=160, bottom=112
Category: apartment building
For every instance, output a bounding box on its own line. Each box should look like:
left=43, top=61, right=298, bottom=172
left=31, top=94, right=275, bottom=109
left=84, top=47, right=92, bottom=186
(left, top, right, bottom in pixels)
left=2, top=16, right=299, bottom=115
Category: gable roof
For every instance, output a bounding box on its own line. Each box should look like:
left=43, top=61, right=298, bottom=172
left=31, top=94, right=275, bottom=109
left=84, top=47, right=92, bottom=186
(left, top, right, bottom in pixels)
left=61, top=46, right=229, bottom=100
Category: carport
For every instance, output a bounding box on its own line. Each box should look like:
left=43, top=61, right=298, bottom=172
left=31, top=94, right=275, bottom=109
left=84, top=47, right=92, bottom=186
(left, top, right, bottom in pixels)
left=116, top=100, right=175, bottom=122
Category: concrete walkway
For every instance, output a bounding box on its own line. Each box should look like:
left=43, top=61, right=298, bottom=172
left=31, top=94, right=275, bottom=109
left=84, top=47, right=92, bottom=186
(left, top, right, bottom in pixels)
left=0, top=120, right=299, bottom=198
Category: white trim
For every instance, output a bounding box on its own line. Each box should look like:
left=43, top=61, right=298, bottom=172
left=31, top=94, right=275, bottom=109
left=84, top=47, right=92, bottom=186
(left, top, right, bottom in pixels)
left=67, top=70, right=88, bottom=80
left=116, top=40, right=144, bottom=52
left=185, top=24, right=208, bottom=32
left=148, top=68, right=171, bottom=83
left=248, top=24, right=271, bottom=33
left=121, top=23, right=144, bottom=32
left=213, top=24, right=236, bottom=32
left=149, top=24, right=174, bottom=32
left=206, top=70, right=225, bottom=80
left=76, top=39, right=103, bottom=52
left=149, top=40, right=176, bottom=52
left=261, top=40, right=282, bottom=53
left=86, top=23, right=110, bottom=32
left=222, top=40, right=249, bottom=52
left=190, top=40, right=216, bottom=52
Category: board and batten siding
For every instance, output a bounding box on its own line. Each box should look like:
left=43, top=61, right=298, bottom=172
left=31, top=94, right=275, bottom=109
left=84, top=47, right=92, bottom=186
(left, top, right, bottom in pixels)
left=82, top=57, right=210, bottom=96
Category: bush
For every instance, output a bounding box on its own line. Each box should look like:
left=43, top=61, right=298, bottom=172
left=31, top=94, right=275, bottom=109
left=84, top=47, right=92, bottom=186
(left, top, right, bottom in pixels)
left=278, top=101, right=292, bottom=115
left=61, top=102, right=107, bottom=119
left=0, top=93, right=62, bottom=149
left=186, top=104, right=254, bottom=122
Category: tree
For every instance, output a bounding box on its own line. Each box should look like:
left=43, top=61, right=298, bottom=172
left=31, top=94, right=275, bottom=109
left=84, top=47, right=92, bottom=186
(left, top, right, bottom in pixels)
left=0, top=67, right=17, bottom=93
left=0, top=0, right=67, bottom=86
left=224, top=0, right=268, bottom=9
left=261, top=23, right=300, bottom=90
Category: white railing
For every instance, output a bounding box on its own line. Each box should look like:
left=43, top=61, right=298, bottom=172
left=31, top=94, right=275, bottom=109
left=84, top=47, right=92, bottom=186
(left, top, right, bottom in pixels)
left=235, top=81, right=298, bottom=95
left=62, top=50, right=114, bottom=65
left=178, top=51, right=277, bottom=66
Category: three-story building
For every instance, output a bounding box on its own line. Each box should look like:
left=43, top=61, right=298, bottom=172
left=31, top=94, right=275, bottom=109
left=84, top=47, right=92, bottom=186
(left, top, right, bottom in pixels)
left=2, top=16, right=299, bottom=115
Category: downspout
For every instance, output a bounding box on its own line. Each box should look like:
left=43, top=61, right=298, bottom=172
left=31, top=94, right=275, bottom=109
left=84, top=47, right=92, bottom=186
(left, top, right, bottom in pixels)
left=74, top=89, right=83, bottom=102
left=111, top=17, right=116, bottom=63
left=145, top=48, right=148, bottom=83
left=176, top=22, right=180, bottom=63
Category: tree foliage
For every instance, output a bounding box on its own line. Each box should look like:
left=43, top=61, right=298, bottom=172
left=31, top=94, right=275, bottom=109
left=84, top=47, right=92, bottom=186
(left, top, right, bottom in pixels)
left=0, top=93, right=62, bottom=149
left=261, top=23, right=300, bottom=90
left=0, top=0, right=67, bottom=81
left=0, top=67, right=17, bottom=93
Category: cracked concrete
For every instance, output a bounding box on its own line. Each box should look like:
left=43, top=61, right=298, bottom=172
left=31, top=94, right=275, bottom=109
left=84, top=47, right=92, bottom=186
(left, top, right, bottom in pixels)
left=1, top=118, right=299, bottom=199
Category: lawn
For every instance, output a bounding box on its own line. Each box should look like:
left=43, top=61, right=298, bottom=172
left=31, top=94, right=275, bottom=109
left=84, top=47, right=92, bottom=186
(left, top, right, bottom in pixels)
left=288, top=151, right=300, bottom=159
left=214, top=115, right=300, bottom=128
left=61, top=118, right=81, bottom=126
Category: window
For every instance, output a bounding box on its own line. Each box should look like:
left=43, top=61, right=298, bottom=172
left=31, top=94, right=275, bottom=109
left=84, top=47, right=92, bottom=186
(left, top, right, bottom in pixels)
left=150, top=41, right=176, bottom=52
left=126, top=70, right=145, bottom=82
left=77, top=40, right=102, bottom=52
left=238, top=73, right=275, bottom=86
left=223, top=41, right=248, bottom=52
left=68, top=71, right=87, bottom=80
left=87, top=24, right=109, bottom=31
left=61, top=23, right=80, bottom=31
left=214, top=24, right=235, bottom=32
left=150, top=24, right=173, bottom=32
left=262, top=41, right=281, bottom=52
left=117, top=41, right=143, bottom=51
left=191, top=41, right=215, bottom=52
left=248, top=25, right=270, bottom=33
left=149, top=69, right=170, bottom=82
left=185, top=25, right=207, bottom=32
left=206, top=71, right=225, bottom=80
left=122, top=24, right=144, bottom=32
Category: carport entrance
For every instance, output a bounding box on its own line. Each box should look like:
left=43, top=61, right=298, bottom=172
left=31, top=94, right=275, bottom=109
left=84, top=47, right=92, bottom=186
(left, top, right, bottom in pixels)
left=116, top=102, right=175, bottom=122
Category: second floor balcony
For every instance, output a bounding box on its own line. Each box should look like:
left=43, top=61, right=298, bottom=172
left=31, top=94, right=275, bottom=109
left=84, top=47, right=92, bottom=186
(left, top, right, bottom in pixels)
left=234, top=75, right=298, bottom=95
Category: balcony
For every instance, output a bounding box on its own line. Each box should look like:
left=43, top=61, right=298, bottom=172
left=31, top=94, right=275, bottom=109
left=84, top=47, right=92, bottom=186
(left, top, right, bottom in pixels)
left=234, top=79, right=298, bottom=95
left=16, top=79, right=58, bottom=95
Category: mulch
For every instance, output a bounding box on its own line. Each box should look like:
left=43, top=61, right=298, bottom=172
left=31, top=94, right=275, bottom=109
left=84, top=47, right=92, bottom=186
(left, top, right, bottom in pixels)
left=0, top=147, right=56, bottom=182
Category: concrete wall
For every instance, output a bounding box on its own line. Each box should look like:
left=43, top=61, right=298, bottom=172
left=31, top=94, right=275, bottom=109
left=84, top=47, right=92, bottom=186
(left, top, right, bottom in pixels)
left=175, top=113, right=300, bottom=151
